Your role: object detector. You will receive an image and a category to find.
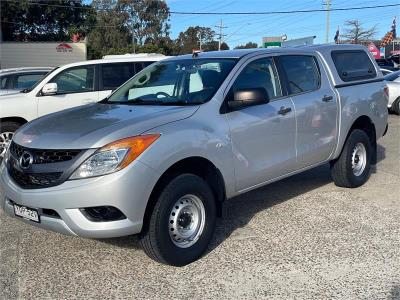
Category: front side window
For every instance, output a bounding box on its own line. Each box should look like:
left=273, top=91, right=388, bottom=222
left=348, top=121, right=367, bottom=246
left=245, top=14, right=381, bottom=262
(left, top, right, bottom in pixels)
left=106, top=58, right=237, bottom=105
left=50, top=66, right=95, bottom=93
left=279, top=55, right=320, bottom=94
left=15, top=73, right=46, bottom=89
left=101, top=63, right=135, bottom=90
left=229, top=57, right=282, bottom=101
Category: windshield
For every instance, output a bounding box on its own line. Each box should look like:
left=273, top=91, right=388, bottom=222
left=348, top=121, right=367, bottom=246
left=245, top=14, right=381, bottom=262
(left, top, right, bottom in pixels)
left=384, top=71, right=400, bottom=82
left=105, top=58, right=237, bottom=105
left=20, top=67, right=58, bottom=93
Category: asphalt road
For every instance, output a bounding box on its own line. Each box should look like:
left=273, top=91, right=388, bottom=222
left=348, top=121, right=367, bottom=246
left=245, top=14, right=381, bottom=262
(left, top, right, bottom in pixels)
left=1, top=116, right=399, bottom=299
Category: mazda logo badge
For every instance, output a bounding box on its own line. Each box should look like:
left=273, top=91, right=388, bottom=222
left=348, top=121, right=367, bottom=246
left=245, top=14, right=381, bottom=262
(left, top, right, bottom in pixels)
left=19, top=151, right=33, bottom=170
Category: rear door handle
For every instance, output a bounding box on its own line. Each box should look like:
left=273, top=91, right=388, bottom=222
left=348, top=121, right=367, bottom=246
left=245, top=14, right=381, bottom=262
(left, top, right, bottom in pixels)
left=278, top=106, right=292, bottom=115
left=322, top=95, right=334, bottom=102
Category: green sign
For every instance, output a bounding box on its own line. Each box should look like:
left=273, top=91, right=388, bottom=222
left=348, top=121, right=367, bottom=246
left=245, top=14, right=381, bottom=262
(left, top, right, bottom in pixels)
left=263, top=41, right=281, bottom=47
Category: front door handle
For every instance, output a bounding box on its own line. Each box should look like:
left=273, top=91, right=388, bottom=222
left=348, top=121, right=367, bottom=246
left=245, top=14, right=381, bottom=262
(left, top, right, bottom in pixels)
left=278, top=106, right=292, bottom=115
left=322, top=95, right=334, bottom=102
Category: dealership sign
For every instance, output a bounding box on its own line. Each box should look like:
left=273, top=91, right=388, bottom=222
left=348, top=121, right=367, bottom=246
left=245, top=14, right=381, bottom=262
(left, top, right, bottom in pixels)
left=367, top=43, right=380, bottom=59
left=56, top=43, right=73, bottom=53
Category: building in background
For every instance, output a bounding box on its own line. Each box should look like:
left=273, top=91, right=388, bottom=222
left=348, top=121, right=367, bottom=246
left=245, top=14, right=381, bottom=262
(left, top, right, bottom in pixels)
left=0, top=42, right=87, bottom=69
left=262, top=36, right=316, bottom=48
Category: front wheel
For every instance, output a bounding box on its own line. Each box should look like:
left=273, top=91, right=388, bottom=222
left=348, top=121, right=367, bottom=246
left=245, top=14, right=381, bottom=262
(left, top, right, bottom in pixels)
left=0, top=121, right=21, bottom=158
left=140, top=174, right=216, bottom=266
left=330, top=129, right=372, bottom=188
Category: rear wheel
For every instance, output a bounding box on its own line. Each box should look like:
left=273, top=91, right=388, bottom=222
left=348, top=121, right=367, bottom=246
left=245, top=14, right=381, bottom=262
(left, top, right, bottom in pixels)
left=0, top=121, right=21, bottom=158
left=140, top=174, right=216, bottom=266
left=391, top=98, right=400, bottom=115
left=330, top=129, right=372, bottom=188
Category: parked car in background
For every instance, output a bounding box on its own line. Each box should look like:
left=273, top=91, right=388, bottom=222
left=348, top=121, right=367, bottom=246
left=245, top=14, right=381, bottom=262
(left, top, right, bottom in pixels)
left=0, top=53, right=168, bottom=158
left=384, top=70, right=400, bottom=115
left=380, top=68, right=393, bottom=76
left=376, top=57, right=399, bottom=71
left=0, top=67, right=53, bottom=95
left=0, top=45, right=388, bottom=266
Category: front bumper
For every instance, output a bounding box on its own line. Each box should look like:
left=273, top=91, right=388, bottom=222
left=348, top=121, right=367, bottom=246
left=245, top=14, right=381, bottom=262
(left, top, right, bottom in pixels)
left=0, top=160, right=158, bottom=238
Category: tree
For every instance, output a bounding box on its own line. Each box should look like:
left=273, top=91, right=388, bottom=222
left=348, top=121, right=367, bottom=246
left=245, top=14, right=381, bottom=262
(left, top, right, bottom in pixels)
left=235, top=42, right=258, bottom=49
left=175, top=26, right=221, bottom=54
left=342, top=20, right=377, bottom=44
left=87, top=0, right=131, bottom=59
left=0, top=0, right=96, bottom=41
left=120, top=0, right=170, bottom=46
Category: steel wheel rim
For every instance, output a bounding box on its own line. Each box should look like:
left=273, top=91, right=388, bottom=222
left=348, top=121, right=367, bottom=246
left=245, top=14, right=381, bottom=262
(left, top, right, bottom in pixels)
left=351, top=142, right=367, bottom=176
left=169, top=194, right=206, bottom=248
left=0, top=132, right=13, bottom=158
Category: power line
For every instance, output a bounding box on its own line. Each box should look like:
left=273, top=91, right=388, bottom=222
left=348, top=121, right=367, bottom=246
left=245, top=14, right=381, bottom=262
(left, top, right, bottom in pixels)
left=169, top=3, right=400, bottom=15
left=1, top=1, right=399, bottom=15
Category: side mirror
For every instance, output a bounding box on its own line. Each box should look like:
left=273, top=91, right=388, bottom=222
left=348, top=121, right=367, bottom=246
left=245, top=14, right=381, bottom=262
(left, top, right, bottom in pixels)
left=227, top=88, right=269, bottom=111
left=42, top=83, right=58, bottom=96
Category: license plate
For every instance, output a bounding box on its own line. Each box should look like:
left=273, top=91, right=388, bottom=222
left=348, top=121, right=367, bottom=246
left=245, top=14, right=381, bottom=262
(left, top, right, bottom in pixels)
left=13, top=204, right=40, bottom=223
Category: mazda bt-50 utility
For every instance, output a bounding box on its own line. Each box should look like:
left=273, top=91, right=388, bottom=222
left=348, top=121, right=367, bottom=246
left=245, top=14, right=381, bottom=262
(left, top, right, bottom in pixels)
left=0, top=45, right=388, bottom=266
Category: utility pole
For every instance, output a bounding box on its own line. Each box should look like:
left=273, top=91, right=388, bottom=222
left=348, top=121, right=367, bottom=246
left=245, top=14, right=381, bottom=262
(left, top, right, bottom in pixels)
left=324, top=0, right=331, bottom=44
left=198, top=32, right=203, bottom=51
left=215, top=20, right=227, bottom=51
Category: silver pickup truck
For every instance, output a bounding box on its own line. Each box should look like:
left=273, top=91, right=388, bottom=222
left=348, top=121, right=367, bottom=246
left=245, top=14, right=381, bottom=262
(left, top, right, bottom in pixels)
left=0, top=44, right=388, bottom=266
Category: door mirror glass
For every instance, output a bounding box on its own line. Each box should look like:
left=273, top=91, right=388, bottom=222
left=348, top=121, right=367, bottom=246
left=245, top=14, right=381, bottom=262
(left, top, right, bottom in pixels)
left=228, top=88, right=269, bottom=110
left=42, top=83, right=58, bottom=95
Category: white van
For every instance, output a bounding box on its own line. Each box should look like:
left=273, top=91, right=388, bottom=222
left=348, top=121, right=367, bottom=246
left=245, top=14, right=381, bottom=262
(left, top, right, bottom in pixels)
left=0, top=54, right=168, bottom=157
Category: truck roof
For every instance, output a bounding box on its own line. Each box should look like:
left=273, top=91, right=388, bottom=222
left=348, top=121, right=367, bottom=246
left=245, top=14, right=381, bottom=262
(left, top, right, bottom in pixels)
left=164, top=44, right=367, bottom=61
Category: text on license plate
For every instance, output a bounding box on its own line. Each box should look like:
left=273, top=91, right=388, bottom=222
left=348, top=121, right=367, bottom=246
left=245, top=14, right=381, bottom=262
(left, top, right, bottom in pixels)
left=13, top=204, right=40, bottom=223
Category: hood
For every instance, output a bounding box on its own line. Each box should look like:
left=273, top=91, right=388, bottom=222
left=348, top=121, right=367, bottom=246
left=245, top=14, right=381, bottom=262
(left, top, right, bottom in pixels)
left=14, top=103, right=199, bottom=149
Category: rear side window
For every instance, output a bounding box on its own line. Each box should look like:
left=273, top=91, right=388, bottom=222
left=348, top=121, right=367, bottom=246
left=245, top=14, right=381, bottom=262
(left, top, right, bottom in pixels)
left=15, top=73, right=46, bottom=89
left=101, top=63, right=135, bottom=90
left=331, top=50, right=376, bottom=82
left=279, top=55, right=320, bottom=94
left=1, top=76, right=10, bottom=89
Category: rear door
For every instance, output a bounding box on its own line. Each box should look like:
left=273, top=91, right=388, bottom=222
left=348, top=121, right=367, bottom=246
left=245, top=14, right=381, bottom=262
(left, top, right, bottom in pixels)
left=278, top=55, right=338, bottom=170
left=37, top=65, right=98, bottom=116
left=224, top=56, right=297, bottom=191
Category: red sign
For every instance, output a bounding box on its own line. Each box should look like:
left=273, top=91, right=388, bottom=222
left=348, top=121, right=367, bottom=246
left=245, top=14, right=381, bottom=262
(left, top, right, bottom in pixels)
left=368, top=42, right=380, bottom=59
left=56, top=43, right=73, bottom=53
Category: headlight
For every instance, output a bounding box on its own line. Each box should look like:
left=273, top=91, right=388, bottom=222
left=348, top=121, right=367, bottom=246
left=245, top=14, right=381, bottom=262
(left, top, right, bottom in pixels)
left=70, top=134, right=160, bottom=179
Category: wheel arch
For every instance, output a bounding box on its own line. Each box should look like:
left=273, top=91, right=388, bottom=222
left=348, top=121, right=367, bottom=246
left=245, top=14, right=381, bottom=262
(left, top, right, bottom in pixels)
left=142, top=156, right=227, bottom=232
left=336, top=115, right=377, bottom=164
left=0, top=116, right=28, bottom=127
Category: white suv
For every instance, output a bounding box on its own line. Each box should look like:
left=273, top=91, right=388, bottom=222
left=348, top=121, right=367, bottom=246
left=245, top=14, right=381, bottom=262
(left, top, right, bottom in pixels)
left=0, top=54, right=168, bottom=157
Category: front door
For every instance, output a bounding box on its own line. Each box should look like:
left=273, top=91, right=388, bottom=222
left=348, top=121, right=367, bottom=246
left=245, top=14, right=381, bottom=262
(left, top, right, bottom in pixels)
left=225, top=57, right=297, bottom=191
left=38, top=65, right=99, bottom=117
left=278, top=55, right=338, bottom=169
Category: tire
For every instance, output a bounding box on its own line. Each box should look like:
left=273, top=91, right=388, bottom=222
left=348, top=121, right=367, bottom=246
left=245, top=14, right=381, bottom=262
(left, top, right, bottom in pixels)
left=330, top=129, right=372, bottom=188
left=139, top=174, right=216, bottom=266
left=391, top=98, right=400, bottom=115
left=0, top=121, right=21, bottom=158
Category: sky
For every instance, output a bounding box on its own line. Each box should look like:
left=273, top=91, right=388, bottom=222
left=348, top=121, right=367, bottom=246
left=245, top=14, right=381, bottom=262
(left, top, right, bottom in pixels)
left=165, top=0, right=399, bottom=48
